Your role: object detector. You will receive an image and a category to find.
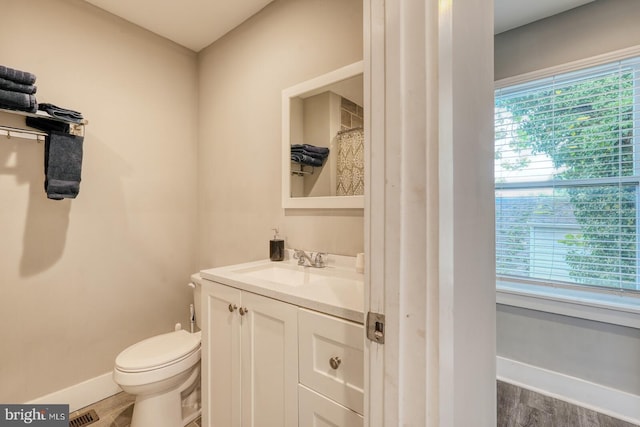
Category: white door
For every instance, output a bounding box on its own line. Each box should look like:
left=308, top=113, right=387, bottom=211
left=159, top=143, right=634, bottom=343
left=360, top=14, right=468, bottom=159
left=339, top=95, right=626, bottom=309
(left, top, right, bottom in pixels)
left=240, top=291, right=298, bottom=427
left=202, top=282, right=242, bottom=427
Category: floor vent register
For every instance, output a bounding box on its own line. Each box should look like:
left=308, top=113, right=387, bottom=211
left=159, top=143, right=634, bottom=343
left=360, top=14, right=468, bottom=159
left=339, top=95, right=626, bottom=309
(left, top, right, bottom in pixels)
left=69, top=409, right=99, bottom=427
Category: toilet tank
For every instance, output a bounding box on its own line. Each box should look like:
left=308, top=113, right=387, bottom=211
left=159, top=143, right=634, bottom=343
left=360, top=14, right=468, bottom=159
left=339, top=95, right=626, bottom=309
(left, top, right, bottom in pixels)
left=190, top=273, right=203, bottom=330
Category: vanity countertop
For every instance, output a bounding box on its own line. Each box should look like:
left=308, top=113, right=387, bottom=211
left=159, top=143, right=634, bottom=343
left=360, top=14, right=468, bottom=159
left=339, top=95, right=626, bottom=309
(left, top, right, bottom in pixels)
left=199, top=256, right=364, bottom=323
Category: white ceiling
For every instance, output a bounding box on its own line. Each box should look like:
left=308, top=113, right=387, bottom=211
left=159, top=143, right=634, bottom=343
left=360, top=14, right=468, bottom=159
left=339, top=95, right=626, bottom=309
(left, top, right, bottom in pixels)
left=83, top=0, right=596, bottom=52
left=83, top=0, right=274, bottom=52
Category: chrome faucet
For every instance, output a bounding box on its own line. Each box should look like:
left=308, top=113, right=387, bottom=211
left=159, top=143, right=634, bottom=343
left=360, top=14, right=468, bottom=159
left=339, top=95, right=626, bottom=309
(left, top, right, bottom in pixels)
left=293, top=249, right=327, bottom=268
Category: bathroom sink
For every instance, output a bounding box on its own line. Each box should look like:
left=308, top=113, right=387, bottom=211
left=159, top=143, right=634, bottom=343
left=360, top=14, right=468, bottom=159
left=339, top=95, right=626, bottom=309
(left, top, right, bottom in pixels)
left=231, top=263, right=317, bottom=286
left=230, top=263, right=358, bottom=288
left=199, top=256, right=364, bottom=323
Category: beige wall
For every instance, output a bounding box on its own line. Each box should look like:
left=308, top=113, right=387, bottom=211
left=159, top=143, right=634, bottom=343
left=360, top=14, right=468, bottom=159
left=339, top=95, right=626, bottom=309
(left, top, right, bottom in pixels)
left=301, top=92, right=339, bottom=198
left=0, top=0, right=198, bottom=402
left=495, top=0, right=640, bottom=80
left=197, top=0, right=364, bottom=269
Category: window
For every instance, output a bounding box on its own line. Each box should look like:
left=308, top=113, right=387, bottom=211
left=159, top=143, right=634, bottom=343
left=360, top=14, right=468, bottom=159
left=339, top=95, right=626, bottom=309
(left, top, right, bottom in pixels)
left=495, top=55, right=640, bottom=293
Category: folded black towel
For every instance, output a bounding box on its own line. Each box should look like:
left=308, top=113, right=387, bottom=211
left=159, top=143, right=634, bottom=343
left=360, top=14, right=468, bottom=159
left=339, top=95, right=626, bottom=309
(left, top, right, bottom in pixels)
left=39, top=103, right=84, bottom=123
left=291, top=144, right=330, bottom=156
left=291, top=152, right=325, bottom=167
left=291, top=147, right=329, bottom=160
left=0, top=88, right=37, bottom=113
left=0, top=65, right=37, bottom=85
left=291, top=143, right=330, bottom=167
left=291, top=147, right=330, bottom=162
left=0, top=77, right=37, bottom=94
left=44, top=131, right=84, bottom=200
left=26, top=116, right=70, bottom=133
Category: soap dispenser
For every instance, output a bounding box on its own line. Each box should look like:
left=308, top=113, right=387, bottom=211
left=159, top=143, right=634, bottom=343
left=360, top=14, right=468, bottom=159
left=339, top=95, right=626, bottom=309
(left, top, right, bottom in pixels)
left=270, top=228, right=285, bottom=261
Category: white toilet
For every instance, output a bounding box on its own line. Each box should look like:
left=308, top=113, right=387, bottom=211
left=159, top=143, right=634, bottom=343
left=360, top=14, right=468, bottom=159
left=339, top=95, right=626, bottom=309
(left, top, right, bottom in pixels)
left=113, top=277, right=202, bottom=427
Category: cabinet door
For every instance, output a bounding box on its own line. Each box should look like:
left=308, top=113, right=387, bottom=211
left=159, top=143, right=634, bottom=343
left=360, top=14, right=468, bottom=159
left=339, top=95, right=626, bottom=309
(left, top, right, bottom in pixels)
left=299, top=384, right=363, bottom=427
left=241, top=291, right=298, bottom=427
left=201, top=281, right=242, bottom=427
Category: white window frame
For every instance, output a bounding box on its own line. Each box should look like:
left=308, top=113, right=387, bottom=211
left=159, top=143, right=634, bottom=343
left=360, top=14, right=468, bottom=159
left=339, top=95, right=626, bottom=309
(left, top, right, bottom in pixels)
left=495, top=45, right=640, bottom=329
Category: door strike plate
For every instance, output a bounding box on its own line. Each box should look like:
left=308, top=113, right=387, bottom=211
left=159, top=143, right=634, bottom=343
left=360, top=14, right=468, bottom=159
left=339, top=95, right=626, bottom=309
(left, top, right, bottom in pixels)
left=366, top=312, right=385, bottom=344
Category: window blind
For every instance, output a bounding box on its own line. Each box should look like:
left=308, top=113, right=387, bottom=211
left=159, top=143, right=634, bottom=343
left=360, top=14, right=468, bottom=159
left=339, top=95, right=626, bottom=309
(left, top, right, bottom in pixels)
left=495, top=56, right=640, bottom=291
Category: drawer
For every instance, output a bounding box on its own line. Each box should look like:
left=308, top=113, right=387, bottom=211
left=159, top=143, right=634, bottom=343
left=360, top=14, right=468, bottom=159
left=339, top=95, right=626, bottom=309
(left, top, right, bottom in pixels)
left=299, top=384, right=363, bottom=427
left=298, top=308, right=364, bottom=414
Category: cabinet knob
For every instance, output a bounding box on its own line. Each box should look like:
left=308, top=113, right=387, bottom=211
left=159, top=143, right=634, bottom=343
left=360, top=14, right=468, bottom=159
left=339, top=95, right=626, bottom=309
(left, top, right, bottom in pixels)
left=239, top=307, right=249, bottom=316
left=329, top=356, right=342, bottom=370
left=228, top=304, right=238, bottom=312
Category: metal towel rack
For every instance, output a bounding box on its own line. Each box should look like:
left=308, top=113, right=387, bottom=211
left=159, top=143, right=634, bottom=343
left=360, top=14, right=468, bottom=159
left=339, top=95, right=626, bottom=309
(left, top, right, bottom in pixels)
left=0, top=125, right=47, bottom=142
left=0, top=108, right=87, bottom=142
left=291, top=163, right=315, bottom=176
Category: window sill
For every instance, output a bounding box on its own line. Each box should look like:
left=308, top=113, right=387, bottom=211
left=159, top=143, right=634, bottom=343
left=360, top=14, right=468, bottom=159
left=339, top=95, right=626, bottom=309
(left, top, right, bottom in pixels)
left=496, top=280, right=640, bottom=329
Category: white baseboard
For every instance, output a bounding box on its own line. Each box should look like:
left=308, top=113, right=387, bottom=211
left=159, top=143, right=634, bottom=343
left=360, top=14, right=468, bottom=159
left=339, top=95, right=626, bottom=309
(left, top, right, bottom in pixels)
left=497, top=356, right=640, bottom=425
left=27, top=372, right=122, bottom=412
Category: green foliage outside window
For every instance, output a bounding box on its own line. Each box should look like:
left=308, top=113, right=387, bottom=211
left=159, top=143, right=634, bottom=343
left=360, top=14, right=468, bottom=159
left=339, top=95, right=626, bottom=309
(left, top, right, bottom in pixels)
left=496, top=69, right=637, bottom=289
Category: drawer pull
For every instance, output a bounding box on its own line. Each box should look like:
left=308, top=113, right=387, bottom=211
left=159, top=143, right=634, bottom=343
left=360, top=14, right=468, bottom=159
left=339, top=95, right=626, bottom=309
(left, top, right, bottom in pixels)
left=239, top=307, right=249, bottom=316
left=228, top=304, right=237, bottom=312
left=329, top=356, right=342, bottom=370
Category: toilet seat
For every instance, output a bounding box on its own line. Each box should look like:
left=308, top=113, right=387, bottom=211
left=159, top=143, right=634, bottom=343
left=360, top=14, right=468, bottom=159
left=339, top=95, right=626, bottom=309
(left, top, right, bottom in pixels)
left=116, top=330, right=201, bottom=373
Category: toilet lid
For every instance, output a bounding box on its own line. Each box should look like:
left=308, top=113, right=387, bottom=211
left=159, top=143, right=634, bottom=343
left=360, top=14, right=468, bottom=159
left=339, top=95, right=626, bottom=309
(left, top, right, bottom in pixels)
left=116, top=330, right=201, bottom=372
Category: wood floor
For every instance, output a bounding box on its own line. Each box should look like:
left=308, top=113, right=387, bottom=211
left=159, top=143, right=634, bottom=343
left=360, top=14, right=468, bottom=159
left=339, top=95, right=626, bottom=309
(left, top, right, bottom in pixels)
left=69, top=392, right=200, bottom=427
left=498, top=381, right=638, bottom=427
left=75, top=381, right=637, bottom=426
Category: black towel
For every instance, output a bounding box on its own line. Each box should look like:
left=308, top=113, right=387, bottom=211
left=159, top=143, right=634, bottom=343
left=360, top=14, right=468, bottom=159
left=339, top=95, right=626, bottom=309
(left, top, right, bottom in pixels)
left=291, top=144, right=330, bottom=156
left=291, top=147, right=329, bottom=160
left=0, top=88, right=37, bottom=112
left=0, top=77, right=37, bottom=94
left=291, top=152, right=325, bottom=167
left=290, top=143, right=330, bottom=167
left=44, top=131, right=84, bottom=200
left=0, top=65, right=37, bottom=85
left=26, top=116, right=70, bottom=134
left=39, top=103, right=84, bottom=123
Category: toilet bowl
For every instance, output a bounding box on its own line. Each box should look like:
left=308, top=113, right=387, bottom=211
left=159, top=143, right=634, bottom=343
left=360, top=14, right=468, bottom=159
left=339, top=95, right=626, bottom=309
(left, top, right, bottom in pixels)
left=113, top=277, right=203, bottom=427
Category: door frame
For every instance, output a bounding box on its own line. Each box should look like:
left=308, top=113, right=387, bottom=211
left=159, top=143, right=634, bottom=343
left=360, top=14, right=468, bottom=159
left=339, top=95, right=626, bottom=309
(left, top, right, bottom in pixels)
left=363, top=1, right=496, bottom=426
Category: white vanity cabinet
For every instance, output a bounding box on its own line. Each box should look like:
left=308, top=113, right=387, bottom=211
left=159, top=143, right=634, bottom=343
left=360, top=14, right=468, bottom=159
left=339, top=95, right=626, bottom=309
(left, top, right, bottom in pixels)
left=199, top=257, right=365, bottom=427
left=298, top=308, right=364, bottom=426
left=201, top=280, right=298, bottom=427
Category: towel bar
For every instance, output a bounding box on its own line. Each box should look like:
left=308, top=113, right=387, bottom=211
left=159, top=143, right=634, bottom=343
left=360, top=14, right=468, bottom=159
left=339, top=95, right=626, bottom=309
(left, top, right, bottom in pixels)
left=291, top=164, right=315, bottom=176
left=0, top=125, right=46, bottom=142
left=0, top=107, right=86, bottom=140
